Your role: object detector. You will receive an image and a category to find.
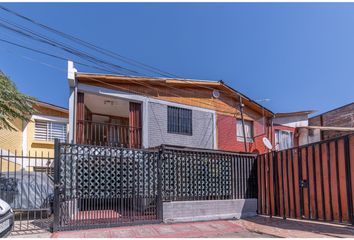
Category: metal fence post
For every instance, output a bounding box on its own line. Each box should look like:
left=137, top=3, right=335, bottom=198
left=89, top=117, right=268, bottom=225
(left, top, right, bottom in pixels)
left=344, top=136, right=353, bottom=225
left=256, top=155, right=260, bottom=214
left=272, top=151, right=278, bottom=216
left=52, top=139, right=61, bottom=232
left=156, top=145, right=164, bottom=221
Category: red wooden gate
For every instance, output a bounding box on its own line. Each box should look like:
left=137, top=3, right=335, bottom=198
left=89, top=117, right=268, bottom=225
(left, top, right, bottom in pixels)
left=258, top=134, right=354, bottom=224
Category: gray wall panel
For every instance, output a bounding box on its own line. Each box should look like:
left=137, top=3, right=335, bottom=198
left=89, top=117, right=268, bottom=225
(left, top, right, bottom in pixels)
left=148, top=102, right=214, bottom=149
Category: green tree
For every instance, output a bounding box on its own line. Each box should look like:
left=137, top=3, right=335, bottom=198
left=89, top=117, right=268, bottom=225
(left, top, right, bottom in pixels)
left=0, top=71, right=36, bottom=131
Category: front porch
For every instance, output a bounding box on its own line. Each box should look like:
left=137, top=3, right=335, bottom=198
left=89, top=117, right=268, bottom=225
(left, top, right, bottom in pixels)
left=75, top=92, right=142, bottom=148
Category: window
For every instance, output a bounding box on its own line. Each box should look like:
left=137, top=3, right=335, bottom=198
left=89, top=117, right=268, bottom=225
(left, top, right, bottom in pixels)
left=167, top=106, right=192, bottom=135
left=275, top=130, right=293, bottom=150
left=236, top=120, right=253, bottom=142
left=35, top=120, right=67, bottom=142
left=309, top=129, right=314, bottom=136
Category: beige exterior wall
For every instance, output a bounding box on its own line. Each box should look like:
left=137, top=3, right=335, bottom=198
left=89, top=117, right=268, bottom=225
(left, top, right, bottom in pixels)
left=26, top=119, right=55, bottom=157
left=0, top=158, right=22, bottom=172
left=0, top=103, right=68, bottom=171
left=0, top=118, right=23, bottom=154
left=0, top=118, right=63, bottom=158
left=0, top=119, right=24, bottom=171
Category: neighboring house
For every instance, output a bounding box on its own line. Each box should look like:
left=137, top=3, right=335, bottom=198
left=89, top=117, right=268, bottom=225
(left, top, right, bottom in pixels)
left=304, top=102, right=354, bottom=142
left=67, top=61, right=275, bottom=154
left=0, top=100, right=68, bottom=171
left=272, top=110, right=315, bottom=150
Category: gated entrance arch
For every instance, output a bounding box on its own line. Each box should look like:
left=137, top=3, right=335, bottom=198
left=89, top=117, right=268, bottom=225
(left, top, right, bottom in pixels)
left=53, top=141, right=163, bottom=231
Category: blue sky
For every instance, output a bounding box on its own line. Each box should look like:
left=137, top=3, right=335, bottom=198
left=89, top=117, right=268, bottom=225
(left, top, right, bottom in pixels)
left=0, top=3, right=354, bottom=115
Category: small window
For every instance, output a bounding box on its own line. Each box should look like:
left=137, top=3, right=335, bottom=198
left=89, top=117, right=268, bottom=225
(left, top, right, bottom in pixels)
left=35, top=120, right=67, bottom=142
left=236, top=120, right=253, bottom=142
left=275, top=130, right=293, bottom=150
left=309, top=129, right=314, bottom=136
left=167, top=106, right=192, bottom=135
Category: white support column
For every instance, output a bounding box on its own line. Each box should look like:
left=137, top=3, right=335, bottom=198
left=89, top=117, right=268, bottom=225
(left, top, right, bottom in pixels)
left=22, top=120, right=28, bottom=156
left=213, top=112, right=217, bottom=150
left=67, top=61, right=77, bottom=144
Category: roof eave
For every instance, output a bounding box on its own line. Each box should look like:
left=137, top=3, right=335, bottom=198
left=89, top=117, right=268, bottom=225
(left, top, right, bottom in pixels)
left=76, top=72, right=274, bottom=117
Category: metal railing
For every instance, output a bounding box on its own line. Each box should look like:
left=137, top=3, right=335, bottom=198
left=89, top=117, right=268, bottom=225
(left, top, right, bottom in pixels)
left=53, top=142, right=162, bottom=231
left=0, top=150, right=54, bottom=234
left=161, top=145, right=258, bottom=201
left=77, top=120, right=142, bottom=148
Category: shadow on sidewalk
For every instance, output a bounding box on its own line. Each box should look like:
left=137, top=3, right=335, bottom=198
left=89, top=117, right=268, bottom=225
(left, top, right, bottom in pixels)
left=241, top=215, right=354, bottom=238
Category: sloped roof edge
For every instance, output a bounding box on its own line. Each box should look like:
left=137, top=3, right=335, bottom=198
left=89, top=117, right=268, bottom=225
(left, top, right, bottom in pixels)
left=76, top=72, right=274, bottom=116
left=275, top=110, right=316, bottom=118
left=34, top=100, right=68, bottom=113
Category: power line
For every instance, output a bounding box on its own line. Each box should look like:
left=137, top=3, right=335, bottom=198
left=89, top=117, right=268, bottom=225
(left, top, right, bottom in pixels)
left=0, top=19, right=236, bottom=112
left=0, top=5, right=239, bottom=99
left=1, top=33, right=238, bottom=114
left=0, top=38, right=122, bottom=74
left=0, top=5, right=179, bottom=78
left=0, top=17, right=141, bottom=76
left=0, top=7, right=269, bottom=116
left=1, top=47, right=66, bottom=73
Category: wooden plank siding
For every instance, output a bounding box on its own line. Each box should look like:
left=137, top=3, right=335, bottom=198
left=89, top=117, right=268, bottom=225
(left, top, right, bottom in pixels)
left=76, top=76, right=272, bottom=121
left=309, top=102, right=354, bottom=141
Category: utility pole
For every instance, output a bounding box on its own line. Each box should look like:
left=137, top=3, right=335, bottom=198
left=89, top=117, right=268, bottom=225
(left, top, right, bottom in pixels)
left=239, top=96, right=248, bottom=152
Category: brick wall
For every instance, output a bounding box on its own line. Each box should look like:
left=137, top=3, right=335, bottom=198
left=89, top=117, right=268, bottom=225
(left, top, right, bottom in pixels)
left=217, top=113, right=269, bottom=154
left=148, top=102, right=214, bottom=149
left=0, top=118, right=23, bottom=153
left=309, top=102, right=354, bottom=140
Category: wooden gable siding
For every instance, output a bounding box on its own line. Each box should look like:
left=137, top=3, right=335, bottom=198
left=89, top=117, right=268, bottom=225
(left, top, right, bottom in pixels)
left=77, top=79, right=263, bottom=121
left=34, top=105, right=68, bottom=118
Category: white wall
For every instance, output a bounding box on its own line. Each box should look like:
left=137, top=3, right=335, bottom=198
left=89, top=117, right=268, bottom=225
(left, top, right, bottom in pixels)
left=163, top=199, right=257, bottom=223
left=84, top=93, right=130, bottom=118
left=298, top=128, right=321, bottom=146
left=273, top=115, right=309, bottom=128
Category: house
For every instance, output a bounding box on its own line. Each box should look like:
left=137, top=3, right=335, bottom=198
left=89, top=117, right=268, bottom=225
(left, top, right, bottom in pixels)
left=68, top=61, right=325, bottom=153
left=302, top=102, right=354, bottom=142
left=0, top=100, right=68, bottom=171
left=272, top=110, right=315, bottom=150
left=67, top=61, right=275, bottom=154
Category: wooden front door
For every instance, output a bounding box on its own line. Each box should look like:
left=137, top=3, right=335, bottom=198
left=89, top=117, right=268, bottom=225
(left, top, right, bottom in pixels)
left=129, top=102, right=142, bottom=148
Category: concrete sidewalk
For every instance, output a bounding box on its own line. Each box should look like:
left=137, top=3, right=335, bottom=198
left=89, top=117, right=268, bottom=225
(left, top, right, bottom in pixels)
left=51, top=220, right=268, bottom=238
left=10, top=216, right=354, bottom=238
left=237, top=216, right=354, bottom=238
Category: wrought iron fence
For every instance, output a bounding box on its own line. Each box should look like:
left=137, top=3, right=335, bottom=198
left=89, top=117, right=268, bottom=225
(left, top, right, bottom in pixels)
left=0, top=150, right=54, bottom=234
left=53, top=142, right=162, bottom=231
left=160, top=145, right=258, bottom=202
left=53, top=142, right=258, bottom=231
left=0, top=142, right=258, bottom=233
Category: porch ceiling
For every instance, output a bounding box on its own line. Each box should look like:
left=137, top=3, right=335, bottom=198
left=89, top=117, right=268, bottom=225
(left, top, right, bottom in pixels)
left=84, top=93, right=129, bottom=118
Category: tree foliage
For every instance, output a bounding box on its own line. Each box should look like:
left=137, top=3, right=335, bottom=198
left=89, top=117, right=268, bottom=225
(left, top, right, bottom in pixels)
left=0, top=71, right=36, bottom=131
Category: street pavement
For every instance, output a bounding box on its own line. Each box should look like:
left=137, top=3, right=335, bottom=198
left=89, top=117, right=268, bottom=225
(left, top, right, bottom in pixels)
left=9, top=216, right=354, bottom=238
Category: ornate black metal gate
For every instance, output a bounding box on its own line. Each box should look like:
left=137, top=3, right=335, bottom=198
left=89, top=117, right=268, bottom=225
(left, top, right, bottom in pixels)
left=53, top=141, right=162, bottom=231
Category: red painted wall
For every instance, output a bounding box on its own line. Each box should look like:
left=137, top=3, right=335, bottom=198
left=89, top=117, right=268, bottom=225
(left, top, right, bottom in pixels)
left=272, top=124, right=297, bottom=147
left=217, top=113, right=270, bottom=154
